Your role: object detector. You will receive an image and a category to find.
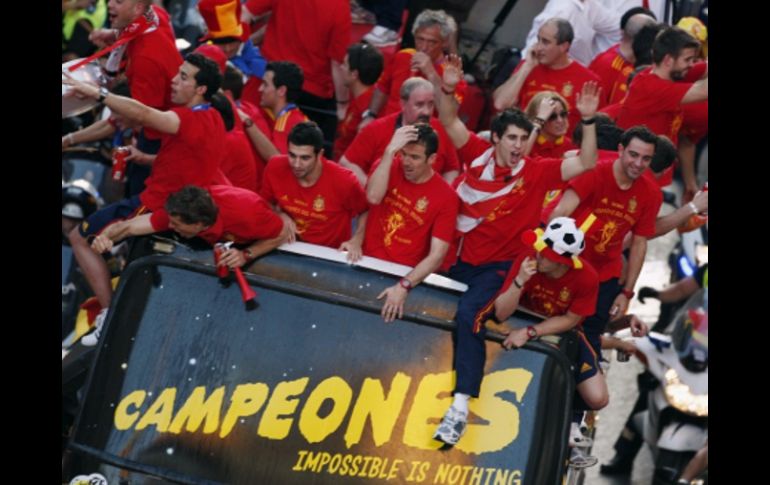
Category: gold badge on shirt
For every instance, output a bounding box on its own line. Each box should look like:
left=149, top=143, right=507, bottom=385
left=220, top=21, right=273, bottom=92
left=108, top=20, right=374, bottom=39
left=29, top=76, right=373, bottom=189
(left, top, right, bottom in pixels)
left=628, top=196, right=637, bottom=214
left=561, top=82, right=574, bottom=98
left=559, top=287, right=571, bottom=302
left=595, top=220, right=618, bottom=254
left=313, top=195, right=325, bottom=212
left=415, top=196, right=429, bottom=213
left=384, top=212, right=405, bottom=247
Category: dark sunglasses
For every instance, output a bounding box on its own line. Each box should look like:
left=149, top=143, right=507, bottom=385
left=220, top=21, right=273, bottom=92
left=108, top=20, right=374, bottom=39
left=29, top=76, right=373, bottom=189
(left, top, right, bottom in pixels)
left=548, top=111, right=569, bottom=122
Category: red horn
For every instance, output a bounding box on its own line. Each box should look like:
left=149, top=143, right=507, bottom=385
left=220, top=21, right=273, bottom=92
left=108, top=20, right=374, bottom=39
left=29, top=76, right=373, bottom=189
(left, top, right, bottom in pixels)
left=233, top=267, right=258, bottom=303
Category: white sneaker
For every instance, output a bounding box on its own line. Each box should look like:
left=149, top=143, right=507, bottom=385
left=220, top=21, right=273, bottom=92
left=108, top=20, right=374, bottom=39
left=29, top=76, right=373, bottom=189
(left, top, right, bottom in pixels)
left=363, top=26, right=399, bottom=46
left=433, top=405, right=467, bottom=446
left=81, top=308, right=108, bottom=347
left=569, top=421, right=593, bottom=448
left=569, top=447, right=598, bottom=468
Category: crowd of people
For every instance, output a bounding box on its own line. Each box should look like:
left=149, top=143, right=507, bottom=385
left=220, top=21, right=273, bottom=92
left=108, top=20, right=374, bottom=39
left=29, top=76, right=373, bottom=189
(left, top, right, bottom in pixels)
left=62, top=0, right=708, bottom=479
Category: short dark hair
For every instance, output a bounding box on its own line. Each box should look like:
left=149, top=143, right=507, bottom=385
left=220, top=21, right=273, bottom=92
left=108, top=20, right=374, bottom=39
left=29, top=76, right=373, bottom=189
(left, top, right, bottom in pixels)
left=347, top=43, right=384, bottom=86
left=222, top=65, right=244, bottom=100
left=490, top=108, right=533, bottom=139
left=627, top=64, right=649, bottom=86
left=621, top=125, right=658, bottom=148
left=185, top=52, right=222, bottom=101
left=632, top=23, right=665, bottom=67
left=651, top=135, right=677, bottom=174
left=288, top=121, right=324, bottom=154
left=620, top=6, right=656, bottom=30
left=266, top=61, right=304, bottom=103
left=410, top=123, right=439, bottom=158
left=652, top=26, right=700, bottom=65
left=572, top=113, right=623, bottom=150
left=545, top=18, right=574, bottom=45
left=210, top=92, right=234, bottom=132
left=164, top=186, right=219, bottom=226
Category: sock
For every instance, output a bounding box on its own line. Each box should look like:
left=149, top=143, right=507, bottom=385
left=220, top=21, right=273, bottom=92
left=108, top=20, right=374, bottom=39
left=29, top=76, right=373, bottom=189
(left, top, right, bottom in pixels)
left=452, top=393, right=470, bottom=415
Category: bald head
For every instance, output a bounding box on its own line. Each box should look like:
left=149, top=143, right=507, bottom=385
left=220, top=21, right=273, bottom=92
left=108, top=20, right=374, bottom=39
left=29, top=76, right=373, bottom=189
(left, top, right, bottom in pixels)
left=624, top=13, right=657, bottom=39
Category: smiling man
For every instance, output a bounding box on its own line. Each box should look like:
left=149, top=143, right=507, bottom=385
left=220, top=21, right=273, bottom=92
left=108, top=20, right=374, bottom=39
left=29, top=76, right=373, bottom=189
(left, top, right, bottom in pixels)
left=548, top=125, right=662, bottom=383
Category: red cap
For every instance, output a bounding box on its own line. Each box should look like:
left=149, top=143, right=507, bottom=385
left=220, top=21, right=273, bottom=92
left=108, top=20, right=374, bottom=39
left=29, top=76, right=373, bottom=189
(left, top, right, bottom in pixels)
left=195, top=43, right=228, bottom=75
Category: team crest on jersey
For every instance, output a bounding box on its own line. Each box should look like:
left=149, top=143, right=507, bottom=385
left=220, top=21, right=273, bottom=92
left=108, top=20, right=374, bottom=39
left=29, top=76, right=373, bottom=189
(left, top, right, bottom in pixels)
left=415, top=196, right=429, bottom=213
left=313, top=195, right=325, bottom=212
left=628, top=197, right=637, bottom=214
left=559, top=287, right=571, bottom=302
left=561, top=82, right=574, bottom=98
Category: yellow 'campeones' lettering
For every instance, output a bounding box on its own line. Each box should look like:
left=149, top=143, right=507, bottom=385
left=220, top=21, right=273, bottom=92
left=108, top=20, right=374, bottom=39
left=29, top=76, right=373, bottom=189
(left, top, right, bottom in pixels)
left=113, top=369, right=533, bottom=455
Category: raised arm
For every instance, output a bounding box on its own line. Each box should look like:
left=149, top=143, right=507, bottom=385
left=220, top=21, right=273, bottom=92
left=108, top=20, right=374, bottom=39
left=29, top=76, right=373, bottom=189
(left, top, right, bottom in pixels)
left=431, top=54, right=469, bottom=149
left=560, top=81, right=601, bottom=181
left=366, top=125, right=418, bottom=204
left=63, top=71, right=181, bottom=134
left=549, top=188, right=582, bottom=221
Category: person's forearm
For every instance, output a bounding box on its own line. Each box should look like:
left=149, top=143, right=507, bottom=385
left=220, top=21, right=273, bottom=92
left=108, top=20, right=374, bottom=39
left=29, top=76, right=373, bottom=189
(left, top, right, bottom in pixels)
left=68, top=119, right=116, bottom=145
left=366, top=89, right=387, bottom=117
left=366, top=150, right=395, bottom=204
left=403, top=245, right=447, bottom=287
left=495, top=286, right=523, bottom=321
left=349, top=212, right=368, bottom=245
left=331, top=60, right=348, bottom=105
left=493, top=67, right=530, bottom=111
left=624, top=237, right=647, bottom=292
left=654, top=203, right=697, bottom=237
left=531, top=314, right=580, bottom=337
left=244, top=122, right=279, bottom=160
left=577, top=122, right=598, bottom=172
left=339, top=157, right=368, bottom=187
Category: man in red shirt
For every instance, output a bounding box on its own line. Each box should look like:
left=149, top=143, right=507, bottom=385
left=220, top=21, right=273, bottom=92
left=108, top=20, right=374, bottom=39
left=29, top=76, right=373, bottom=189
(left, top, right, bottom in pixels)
left=363, top=124, right=459, bottom=323
left=493, top=17, right=603, bottom=131
left=430, top=55, right=601, bottom=446
left=550, top=126, right=662, bottom=366
left=589, top=8, right=656, bottom=105
left=242, top=0, right=350, bottom=152
left=261, top=122, right=370, bottom=260
left=84, top=184, right=287, bottom=346
left=616, top=26, right=708, bottom=165
left=80, top=0, right=182, bottom=196
left=64, top=52, right=228, bottom=311
left=240, top=61, right=309, bottom=162
left=341, top=77, right=460, bottom=187
left=360, top=9, right=466, bottom=125
left=333, top=43, right=384, bottom=161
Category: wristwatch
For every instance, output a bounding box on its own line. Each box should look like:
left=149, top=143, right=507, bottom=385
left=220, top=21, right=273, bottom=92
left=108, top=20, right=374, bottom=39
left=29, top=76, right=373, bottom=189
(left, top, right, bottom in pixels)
left=243, top=117, right=254, bottom=128
left=362, top=109, right=377, bottom=120
left=98, top=86, right=110, bottom=102
left=398, top=277, right=413, bottom=291
left=526, top=325, right=538, bottom=340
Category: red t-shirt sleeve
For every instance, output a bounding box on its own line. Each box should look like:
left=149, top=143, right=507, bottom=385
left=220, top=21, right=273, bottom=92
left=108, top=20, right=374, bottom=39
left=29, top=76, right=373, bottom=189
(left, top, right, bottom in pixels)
left=258, top=158, right=278, bottom=203
left=632, top=186, right=662, bottom=238
left=341, top=169, right=370, bottom=215
left=567, top=168, right=597, bottom=202
left=431, top=187, right=459, bottom=244
left=569, top=268, right=599, bottom=316
left=149, top=209, right=170, bottom=231
left=653, top=77, right=693, bottom=111
left=343, top=124, right=377, bottom=171
left=254, top=198, right=284, bottom=239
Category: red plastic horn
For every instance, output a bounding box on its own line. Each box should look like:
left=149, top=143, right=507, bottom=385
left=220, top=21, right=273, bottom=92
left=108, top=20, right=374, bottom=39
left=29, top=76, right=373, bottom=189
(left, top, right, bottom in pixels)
left=233, top=267, right=257, bottom=303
